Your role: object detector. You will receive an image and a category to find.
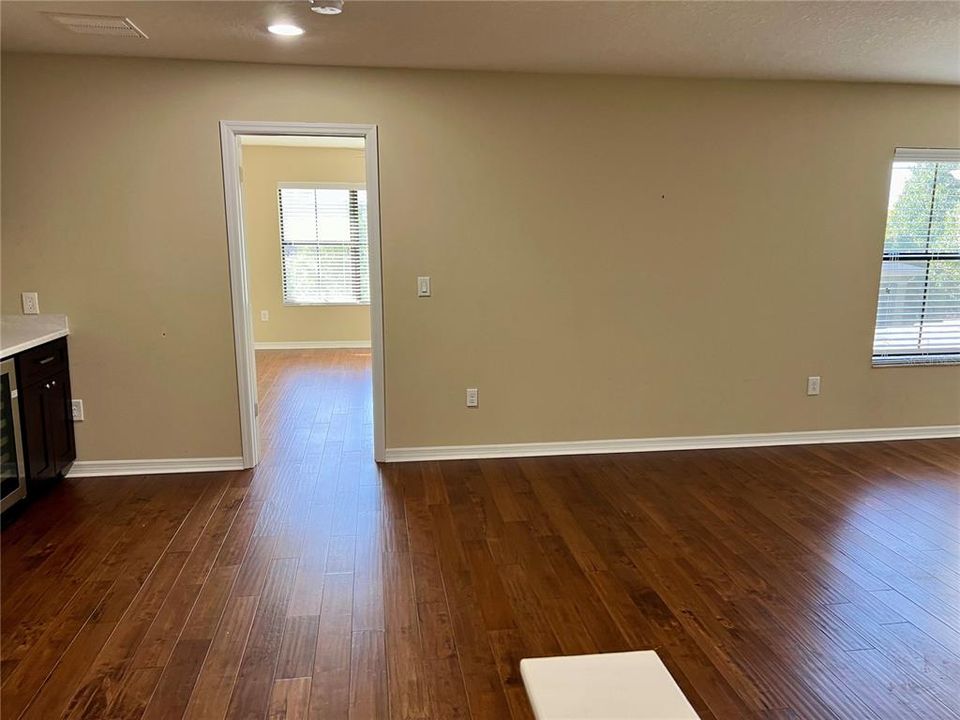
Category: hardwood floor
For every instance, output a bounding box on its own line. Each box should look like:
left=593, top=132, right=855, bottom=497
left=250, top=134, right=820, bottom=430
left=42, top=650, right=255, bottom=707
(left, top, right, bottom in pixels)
left=2, top=348, right=959, bottom=719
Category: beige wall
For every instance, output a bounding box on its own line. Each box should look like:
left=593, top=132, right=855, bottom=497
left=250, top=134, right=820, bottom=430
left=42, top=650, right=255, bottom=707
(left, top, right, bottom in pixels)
left=241, top=144, right=370, bottom=344
left=2, top=53, right=958, bottom=460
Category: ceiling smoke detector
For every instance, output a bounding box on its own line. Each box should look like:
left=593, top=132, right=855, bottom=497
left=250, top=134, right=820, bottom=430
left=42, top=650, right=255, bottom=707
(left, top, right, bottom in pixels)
left=44, top=13, right=148, bottom=38
left=310, top=0, right=344, bottom=15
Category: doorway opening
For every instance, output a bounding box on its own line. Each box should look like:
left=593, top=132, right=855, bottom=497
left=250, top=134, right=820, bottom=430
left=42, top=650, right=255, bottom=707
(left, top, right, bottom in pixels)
left=220, top=122, right=385, bottom=467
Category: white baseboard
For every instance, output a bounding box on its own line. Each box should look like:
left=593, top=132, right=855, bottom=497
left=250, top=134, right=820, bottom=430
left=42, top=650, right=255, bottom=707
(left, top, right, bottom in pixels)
left=254, top=341, right=371, bottom=350
left=67, top=456, right=246, bottom=478
left=383, top=425, right=960, bottom=462
left=64, top=426, right=958, bottom=474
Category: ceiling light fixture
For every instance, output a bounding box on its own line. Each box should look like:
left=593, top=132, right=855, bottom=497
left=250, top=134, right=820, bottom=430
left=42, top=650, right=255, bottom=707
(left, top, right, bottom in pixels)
left=268, top=23, right=305, bottom=36
left=310, top=0, right=344, bottom=15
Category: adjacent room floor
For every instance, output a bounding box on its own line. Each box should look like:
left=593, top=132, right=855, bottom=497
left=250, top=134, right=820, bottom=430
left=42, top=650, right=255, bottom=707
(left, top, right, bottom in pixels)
left=1, top=349, right=958, bottom=719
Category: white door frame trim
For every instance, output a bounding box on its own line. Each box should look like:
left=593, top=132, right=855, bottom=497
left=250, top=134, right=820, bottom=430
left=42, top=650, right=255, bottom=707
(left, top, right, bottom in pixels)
left=219, top=120, right=387, bottom=466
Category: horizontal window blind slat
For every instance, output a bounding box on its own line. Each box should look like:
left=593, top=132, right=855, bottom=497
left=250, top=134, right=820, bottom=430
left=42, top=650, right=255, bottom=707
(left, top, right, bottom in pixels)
left=893, top=148, right=960, bottom=163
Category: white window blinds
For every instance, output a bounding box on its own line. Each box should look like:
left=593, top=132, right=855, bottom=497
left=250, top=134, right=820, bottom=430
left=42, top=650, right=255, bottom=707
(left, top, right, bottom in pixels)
left=872, top=148, right=960, bottom=364
left=278, top=185, right=370, bottom=305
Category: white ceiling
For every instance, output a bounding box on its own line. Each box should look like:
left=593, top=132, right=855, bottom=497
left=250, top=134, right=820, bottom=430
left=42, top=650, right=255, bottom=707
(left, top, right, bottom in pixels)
left=2, top=1, right=959, bottom=85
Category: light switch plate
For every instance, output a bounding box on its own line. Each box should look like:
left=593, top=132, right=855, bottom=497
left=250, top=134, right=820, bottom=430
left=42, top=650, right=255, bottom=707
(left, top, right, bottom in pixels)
left=260, top=310, right=270, bottom=321
left=21, top=292, right=39, bottom=315
left=417, top=276, right=431, bottom=297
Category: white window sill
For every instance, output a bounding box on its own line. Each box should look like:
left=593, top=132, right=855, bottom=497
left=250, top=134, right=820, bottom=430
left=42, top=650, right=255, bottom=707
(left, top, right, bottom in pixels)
left=282, top=302, right=371, bottom=308
left=873, top=355, right=960, bottom=367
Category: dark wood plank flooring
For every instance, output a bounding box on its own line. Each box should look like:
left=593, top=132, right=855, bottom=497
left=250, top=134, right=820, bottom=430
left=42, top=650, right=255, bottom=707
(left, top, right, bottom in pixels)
left=2, top=348, right=959, bottom=719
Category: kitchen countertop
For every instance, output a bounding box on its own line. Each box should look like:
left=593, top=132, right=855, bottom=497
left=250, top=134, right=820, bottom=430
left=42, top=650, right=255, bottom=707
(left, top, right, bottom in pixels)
left=1, top=314, right=70, bottom=359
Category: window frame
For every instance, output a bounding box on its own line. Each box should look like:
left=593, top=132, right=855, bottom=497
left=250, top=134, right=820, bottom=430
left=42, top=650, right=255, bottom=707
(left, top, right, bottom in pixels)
left=871, top=148, right=960, bottom=368
left=276, top=181, right=370, bottom=307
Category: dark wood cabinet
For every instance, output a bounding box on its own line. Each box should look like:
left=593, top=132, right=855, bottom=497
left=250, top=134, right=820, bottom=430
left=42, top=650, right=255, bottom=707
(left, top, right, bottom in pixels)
left=19, top=374, right=54, bottom=480
left=46, top=369, right=75, bottom=474
left=16, top=338, right=76, bottom=484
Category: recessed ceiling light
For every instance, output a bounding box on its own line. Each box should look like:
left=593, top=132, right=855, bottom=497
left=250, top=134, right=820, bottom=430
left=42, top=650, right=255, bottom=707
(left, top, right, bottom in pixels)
left=310, top=0, right=344, bottom=15
left=268, top=24, right=305, bottom=36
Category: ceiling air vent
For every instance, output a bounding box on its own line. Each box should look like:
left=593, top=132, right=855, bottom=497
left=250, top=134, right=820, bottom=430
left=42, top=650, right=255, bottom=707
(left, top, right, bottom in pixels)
left=45, top=13, right=148, bottom=38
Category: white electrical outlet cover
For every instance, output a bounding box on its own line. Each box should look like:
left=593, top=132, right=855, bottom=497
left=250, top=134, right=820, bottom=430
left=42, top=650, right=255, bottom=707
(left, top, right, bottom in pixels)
left=71, top=399, right=84, bottom=421
left=21, top=292, right=39, bottom=315
left=260, top=310, right=270, bottom=321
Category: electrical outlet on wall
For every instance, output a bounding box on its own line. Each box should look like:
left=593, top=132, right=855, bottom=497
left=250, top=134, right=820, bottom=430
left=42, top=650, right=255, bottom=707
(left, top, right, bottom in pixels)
left=260, top=310, right=270, bottom=321
left=21, top=292, right=39, bottom=315
left=466, top=388, right=479, bottom=408
left=72, top=399, right=84, bottom=421
left=807, top=376, right=821, bottom=396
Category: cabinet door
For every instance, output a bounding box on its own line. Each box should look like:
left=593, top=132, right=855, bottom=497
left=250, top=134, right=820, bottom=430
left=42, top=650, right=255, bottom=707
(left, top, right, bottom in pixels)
left=46, top=370, right=76, bottom=474
left=19, top=381, right=55, bottom=480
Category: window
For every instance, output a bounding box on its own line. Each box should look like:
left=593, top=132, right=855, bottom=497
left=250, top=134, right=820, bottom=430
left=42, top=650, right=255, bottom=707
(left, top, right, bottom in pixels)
left=872, top=149, right=960, bottom=365
left=278, top=184, right=369, bottom=305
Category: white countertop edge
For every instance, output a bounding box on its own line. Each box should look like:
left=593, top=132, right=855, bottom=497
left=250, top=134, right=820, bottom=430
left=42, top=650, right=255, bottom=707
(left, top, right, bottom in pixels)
left=1, top=328, right=70, bottom=359
left=0, top=315, right=70, bottom=359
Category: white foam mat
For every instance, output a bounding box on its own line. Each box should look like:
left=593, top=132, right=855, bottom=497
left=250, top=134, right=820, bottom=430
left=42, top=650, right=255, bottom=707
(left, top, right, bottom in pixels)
left=520, top=650, right=701, bottom=719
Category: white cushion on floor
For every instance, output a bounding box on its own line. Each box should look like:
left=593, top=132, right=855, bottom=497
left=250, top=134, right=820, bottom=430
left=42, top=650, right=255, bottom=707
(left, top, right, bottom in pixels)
left=520, top=650, right=701, bottom=720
